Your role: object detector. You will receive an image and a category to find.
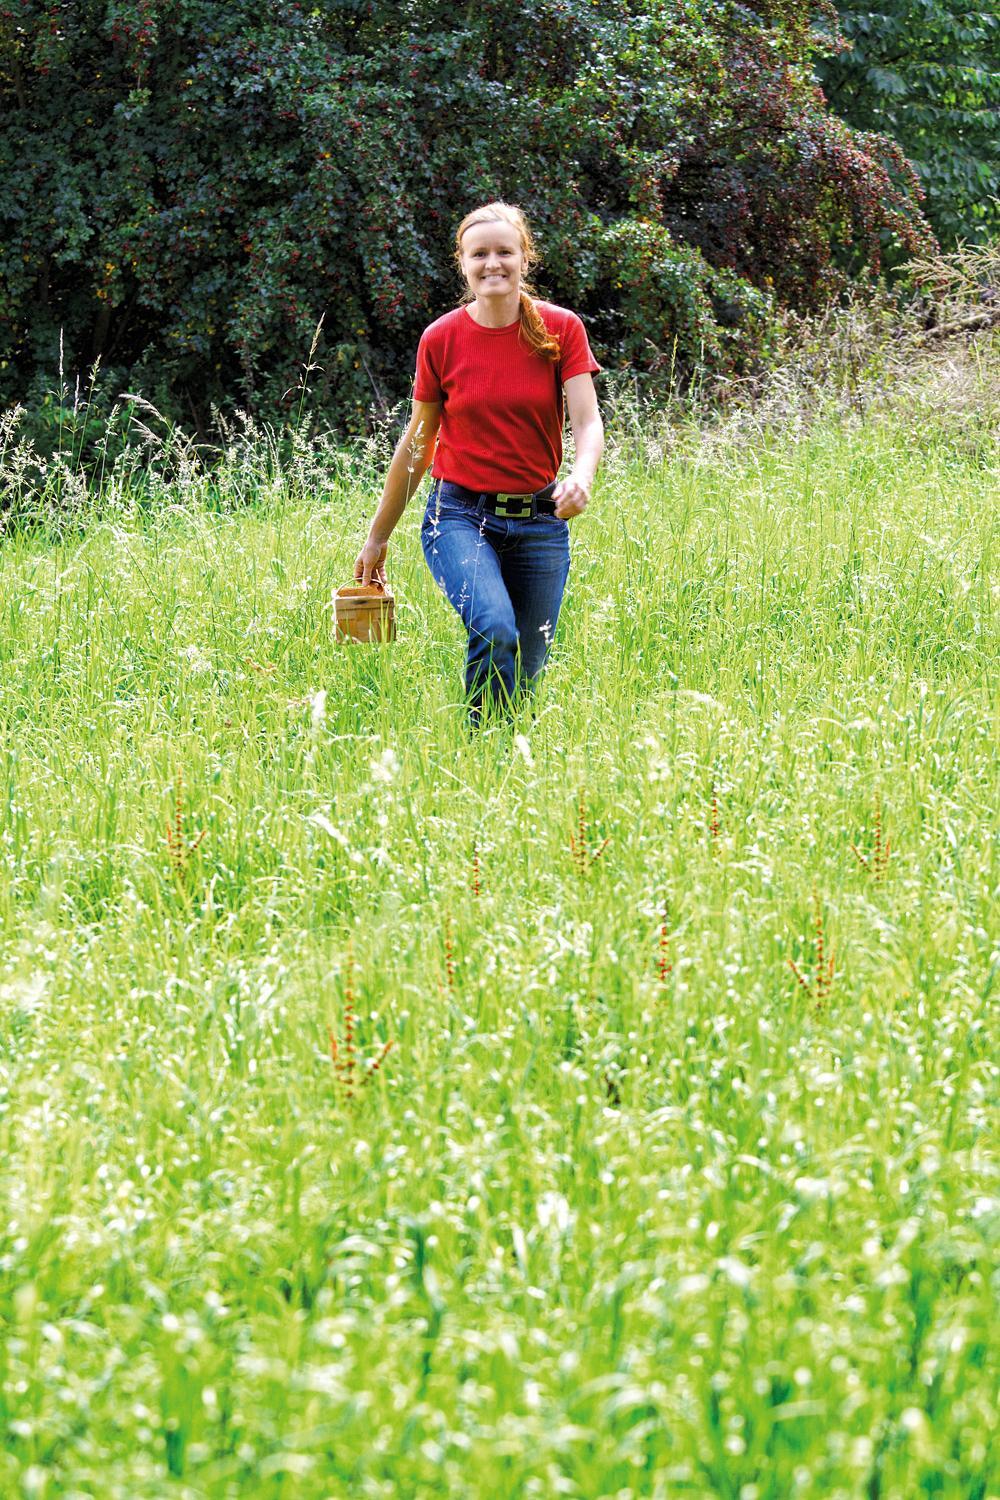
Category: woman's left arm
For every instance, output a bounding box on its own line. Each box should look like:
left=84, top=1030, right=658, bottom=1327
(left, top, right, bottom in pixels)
left=552, top=373, right=604, bottom=519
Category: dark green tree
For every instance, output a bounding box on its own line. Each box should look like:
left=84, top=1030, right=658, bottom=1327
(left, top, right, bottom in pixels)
left=1, top=0, right=933, bottom=434
left=817, top=2, right=1000, bottom=245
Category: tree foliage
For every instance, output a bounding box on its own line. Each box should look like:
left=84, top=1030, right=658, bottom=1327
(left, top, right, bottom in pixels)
left=0, top=0, right=934, bottom=432
left=818, top=2, right=1000, bottom=246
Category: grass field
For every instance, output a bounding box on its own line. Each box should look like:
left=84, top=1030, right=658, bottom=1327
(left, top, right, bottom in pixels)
left=0, top=379, right=998, bottom=1497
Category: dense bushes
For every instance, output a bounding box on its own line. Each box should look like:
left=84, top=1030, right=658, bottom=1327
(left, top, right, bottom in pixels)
left=818, top=2, right=1000, bottom=247
left=1, top=0, right=934, bottom=433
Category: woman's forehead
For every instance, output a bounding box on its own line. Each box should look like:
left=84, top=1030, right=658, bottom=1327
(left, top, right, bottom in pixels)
left=461, top=220, right=520, bottom=250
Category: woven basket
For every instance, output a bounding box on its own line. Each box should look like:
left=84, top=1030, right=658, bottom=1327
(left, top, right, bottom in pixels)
left=333, top=584, right=396, bottom=643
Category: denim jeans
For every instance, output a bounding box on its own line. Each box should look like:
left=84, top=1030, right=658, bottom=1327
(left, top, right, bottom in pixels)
left=421, top=478, right=571, bottom=720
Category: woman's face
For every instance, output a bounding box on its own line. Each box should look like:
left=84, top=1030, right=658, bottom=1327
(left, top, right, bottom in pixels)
left=459, top=220, right=525, bottom=301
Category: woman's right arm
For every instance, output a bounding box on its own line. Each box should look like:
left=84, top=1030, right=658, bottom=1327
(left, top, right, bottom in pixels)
left=355, top=400, right=442, bottom=586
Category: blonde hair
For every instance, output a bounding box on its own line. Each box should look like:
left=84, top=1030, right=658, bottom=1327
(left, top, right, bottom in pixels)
left=454, top=202, right=560, bottom=364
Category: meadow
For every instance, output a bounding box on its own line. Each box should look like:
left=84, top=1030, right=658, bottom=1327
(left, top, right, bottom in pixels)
left=0, top=358, right=997, bottom=1498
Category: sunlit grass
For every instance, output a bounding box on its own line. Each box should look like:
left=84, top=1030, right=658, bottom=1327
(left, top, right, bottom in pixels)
left=0, top=394, right=997, bottom=1497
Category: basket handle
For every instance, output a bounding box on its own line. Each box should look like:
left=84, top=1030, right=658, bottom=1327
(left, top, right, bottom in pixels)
left=340, top=581, right=387, bottom=597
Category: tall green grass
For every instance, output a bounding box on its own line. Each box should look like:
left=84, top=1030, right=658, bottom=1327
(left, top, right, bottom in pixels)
left=0, top=378, right=997, bottom=1497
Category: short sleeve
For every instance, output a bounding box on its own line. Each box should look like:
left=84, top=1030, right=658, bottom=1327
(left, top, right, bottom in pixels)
left=413, top=330, right=443, bottom=402
left=558, top=310, right=601, bottom=384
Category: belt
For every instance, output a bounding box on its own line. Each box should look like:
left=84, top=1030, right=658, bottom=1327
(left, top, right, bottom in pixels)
left=435, top=479, right=558, bottom=519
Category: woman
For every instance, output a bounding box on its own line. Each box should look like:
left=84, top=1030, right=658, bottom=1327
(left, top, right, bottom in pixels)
left=354, top=201, right=604, bottom=723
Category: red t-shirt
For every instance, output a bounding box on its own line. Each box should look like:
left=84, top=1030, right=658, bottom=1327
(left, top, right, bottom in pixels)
left=413, top=300, right=601, bottom=493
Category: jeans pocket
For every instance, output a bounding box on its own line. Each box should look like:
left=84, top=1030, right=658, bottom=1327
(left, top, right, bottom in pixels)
left=422, top=498, right=477, bottom=547
left=425, top=488, right=477, bottom=523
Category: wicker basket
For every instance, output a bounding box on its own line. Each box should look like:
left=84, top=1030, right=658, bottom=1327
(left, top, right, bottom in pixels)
left=333, top=583, right=396, bottom=643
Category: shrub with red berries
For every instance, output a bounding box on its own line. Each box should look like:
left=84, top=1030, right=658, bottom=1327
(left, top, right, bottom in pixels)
left=0, top=0, right=935, bottom=437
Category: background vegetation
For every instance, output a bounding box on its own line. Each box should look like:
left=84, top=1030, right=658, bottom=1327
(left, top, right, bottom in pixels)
left=819, top=0, right=1000, bottom=247
left=2, top=0, right=935, bottom=435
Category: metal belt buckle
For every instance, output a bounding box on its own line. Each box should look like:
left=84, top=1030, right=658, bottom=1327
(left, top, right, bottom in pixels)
left=495, top=492, right=533, bottom=519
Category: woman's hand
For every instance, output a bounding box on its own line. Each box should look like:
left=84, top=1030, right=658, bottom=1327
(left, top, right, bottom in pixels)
left=354, top=538, right=388, bottom=588
left=551, top=472, right=590, bottom=519
left=558, top=375, right=603, bottom=519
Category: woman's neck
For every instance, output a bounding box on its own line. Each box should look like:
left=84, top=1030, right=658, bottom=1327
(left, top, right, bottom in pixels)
left=467, top=287, right=522, bottom=328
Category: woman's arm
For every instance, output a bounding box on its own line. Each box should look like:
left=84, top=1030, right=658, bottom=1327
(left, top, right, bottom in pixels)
left=355, top=400, right=442, bottom=585
left=552, top=373, right=604, bottom=519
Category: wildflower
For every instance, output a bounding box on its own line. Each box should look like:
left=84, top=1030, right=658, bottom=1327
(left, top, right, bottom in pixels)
left=370, top=747, right=399, bottom=784
left=513, top=734, right=534, bottom=767
left=181, top=643, right=212, bottom=675
left=309, top=689, right=327, bottom=729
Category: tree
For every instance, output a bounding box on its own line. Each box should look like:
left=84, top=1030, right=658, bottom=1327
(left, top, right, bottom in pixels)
left=0, top=0, right=934, bottom=434
left=817, top=2, right=1000, bottom=246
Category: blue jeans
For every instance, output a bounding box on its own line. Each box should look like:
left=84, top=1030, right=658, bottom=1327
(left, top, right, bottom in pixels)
left=421, top=479, right=571, bottom=721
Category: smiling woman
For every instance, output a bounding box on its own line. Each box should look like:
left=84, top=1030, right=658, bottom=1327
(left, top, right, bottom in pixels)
left=354, top=200, right=603, bottom=726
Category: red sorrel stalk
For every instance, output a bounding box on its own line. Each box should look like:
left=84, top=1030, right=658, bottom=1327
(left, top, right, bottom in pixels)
left=569, top=789, right=611, bottom=877
left=851, top=792, right=891, bottom=883
left=786, top=892, right=836, bottom=1012
left=657, top=895, right=673, bottom=987
left=328, top=939, right=393, bottom=1102
left=165, top=767, right=206, bottom=876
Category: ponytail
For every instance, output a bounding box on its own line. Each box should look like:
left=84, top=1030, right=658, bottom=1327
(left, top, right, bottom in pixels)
left=518, top=287, right=561, bottom=364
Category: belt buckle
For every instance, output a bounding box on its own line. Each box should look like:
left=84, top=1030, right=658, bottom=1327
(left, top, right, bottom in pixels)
left=495, top=492, right=533, bottom=519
